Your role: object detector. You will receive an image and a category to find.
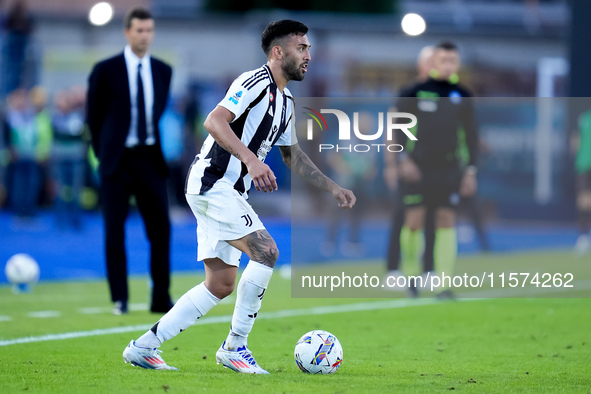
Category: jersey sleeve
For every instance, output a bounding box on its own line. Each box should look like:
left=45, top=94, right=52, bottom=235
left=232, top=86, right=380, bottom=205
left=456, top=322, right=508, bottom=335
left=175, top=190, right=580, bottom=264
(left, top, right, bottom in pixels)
left=218, top=71, right=268, bottom=121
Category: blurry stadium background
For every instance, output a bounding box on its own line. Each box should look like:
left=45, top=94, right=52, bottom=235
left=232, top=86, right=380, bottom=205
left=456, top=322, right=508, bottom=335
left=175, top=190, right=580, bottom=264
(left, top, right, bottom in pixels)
left=2, top=3, right=591, bottom=391
left=0, top=0, right=589, bottom=281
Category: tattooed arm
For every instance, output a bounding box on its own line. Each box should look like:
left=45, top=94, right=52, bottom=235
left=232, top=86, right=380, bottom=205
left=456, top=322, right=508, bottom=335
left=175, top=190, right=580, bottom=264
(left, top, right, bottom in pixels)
left=203, top=105, right=277, bottom=192
left=279, top=143, right=356, bottom=209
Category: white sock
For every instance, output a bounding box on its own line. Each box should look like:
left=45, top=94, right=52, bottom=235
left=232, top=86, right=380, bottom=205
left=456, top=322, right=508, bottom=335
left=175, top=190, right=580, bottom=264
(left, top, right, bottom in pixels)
left=225, top=261, right=273, bottom=350
left=135, top=282, right=220, bottom=348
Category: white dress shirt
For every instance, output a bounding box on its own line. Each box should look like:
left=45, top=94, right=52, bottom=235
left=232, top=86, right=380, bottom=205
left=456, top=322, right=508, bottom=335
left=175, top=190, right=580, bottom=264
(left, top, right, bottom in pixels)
left=123, top=45, right=155, bottom=146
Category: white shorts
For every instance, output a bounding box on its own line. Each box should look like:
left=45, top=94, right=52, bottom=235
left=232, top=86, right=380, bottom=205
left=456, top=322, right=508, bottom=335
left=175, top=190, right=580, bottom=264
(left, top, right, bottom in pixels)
left=186, top=185, right=265, bottom=267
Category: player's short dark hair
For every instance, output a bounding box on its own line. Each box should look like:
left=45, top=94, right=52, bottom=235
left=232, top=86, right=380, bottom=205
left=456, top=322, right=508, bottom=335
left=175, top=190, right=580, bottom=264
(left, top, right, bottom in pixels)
left=436, top=41, right=458, bottom=52
left=124, top=7, right=153, bottom=29
left=261, top=20, right=309, bottom=56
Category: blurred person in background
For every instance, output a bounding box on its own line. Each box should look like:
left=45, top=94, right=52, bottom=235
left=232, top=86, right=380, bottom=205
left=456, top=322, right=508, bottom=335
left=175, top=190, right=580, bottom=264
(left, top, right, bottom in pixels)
left=86, top=7, right=173, bottom=315
left=51, top=88, right=87, bottom=230
left=2, top=0, right=33, bottom=95
left=0, top=138, right=6, bottom=208
left=69, top=85, right=87, bottom=115
left=573, top=107, right=591, bottom=256
left=383, top=46, right=437, bottom=295
left=322, top=110, right=378, bottom=256
left=183, top=83, right=203, bottom=151
left=70, top=85, right=101, bottom=195
left=0, top=95, right=7, bottom=207
left=4, top=88, right=41, bottom=219
left=159, top=97, right=188, bottom=217
left=396, top=42, right=479, bottom=298
left=30, top=86, right=53, bottom=207
left=456, top=133, right=490, bottom=253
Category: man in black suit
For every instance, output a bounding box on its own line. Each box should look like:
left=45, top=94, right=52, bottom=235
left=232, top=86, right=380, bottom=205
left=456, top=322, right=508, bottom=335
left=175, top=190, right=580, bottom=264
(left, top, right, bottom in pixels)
left=87, top=7, right=173, bottom=315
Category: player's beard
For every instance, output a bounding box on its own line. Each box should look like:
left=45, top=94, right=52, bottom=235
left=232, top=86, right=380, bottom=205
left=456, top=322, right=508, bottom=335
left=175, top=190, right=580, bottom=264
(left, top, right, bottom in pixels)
left=282, top=55, right=305, bottom=82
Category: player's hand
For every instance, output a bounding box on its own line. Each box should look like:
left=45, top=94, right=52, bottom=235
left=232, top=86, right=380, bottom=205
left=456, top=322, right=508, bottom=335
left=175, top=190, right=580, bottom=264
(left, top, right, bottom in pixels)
left=332, top=186, right=356, bottom=209
left=247, top=159, right=277, bottom=193
left=460, top=172, right=477, bottom=197
left=399, top=158, right=421, bottom=183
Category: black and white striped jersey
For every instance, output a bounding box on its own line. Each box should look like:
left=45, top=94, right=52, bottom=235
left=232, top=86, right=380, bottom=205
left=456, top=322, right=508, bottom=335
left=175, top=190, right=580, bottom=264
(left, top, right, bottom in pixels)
left=186, top=64, right=297, bottom=197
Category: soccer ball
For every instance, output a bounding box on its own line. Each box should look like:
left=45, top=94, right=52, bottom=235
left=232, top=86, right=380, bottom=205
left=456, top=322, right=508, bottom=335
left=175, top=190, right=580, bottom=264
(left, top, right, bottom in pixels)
left=5, top=253, right=40, bottom=285
left=294, top=330, right=343, bottom=374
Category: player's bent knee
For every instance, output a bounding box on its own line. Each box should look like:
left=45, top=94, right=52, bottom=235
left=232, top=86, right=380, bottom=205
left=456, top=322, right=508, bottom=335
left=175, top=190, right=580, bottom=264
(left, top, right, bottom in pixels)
left=218, top=283, right=235, bottom=299
left=206, top=280, right=235, bottom=299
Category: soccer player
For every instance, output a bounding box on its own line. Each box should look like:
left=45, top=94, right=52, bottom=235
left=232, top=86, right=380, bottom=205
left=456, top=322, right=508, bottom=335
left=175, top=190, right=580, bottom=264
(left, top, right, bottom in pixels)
left=574, top=107, right=591, bottom=255
left=396, top=41, right=479, bottom=297
left=122, top=20, right=356, bottom=374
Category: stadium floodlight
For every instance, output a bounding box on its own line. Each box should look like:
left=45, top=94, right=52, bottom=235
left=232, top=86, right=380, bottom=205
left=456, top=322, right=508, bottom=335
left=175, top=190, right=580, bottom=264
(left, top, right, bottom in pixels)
left=401, top=13, right=426, bottom=36
left=89, top=2, right=114, bottom=26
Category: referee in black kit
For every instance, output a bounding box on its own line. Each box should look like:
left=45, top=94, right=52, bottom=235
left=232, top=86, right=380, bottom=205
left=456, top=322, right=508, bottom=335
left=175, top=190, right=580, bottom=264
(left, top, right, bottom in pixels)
left=395, top=41, right=479, bottom=297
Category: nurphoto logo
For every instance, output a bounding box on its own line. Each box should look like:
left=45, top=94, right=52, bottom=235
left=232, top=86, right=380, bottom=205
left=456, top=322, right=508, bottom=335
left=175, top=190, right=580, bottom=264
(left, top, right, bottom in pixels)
left=304, top=107, right=417, bottom=153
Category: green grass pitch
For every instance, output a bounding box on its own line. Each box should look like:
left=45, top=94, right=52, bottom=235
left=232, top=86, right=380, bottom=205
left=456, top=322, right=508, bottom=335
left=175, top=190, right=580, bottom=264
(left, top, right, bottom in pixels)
left=0, top=251, right=590, bottom=393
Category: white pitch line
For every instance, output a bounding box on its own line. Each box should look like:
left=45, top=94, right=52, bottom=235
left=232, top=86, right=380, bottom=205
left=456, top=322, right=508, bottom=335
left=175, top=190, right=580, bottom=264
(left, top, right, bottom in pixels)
left=2, top=280, right=589, bottom=347
left=0, top=298, right=453, bottom=347
left=79, top=307, right=106, bottom=315
left=79, top=303, right=149, bottom=315
left=27, top=311, right=62, bottom=318
left=0, top=316, right=12, bottom=322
